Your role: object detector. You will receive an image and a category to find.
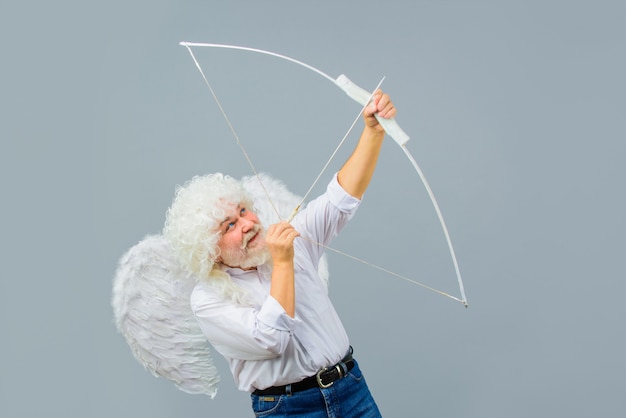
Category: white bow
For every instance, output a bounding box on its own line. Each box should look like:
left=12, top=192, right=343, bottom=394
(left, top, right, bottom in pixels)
left=180, top=42, right=468, bottom=307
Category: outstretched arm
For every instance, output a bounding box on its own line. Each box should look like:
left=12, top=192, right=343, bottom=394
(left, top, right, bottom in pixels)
left=337, top=90, right=396, bottom=199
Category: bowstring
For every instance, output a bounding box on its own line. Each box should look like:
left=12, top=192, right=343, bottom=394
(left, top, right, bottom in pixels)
left=299, top=235, right=466, bottom=304
left=182, top=44, right=466, bottom=306
left=182, top=44, right=281, bottom=219
left=287, top=77, right=385, bottom=222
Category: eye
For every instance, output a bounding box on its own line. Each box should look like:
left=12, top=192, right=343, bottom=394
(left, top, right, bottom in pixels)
left=240, top=207, right=246, bottom=215
left=224, top=220, right=236, bottom=232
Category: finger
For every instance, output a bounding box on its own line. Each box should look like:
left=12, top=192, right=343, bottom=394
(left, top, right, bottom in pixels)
left=266, top=224, right=279, bottom=239
left=278, top=226, right=300, bottom=242
left=379, top=104, right=396, bottom=119
left=285, top=229, right=301, bottom=241
left=269, top=221, right=289, bottom=234
left=370, top=90, right=383, bottom=109
left=363, top=90, right=381, bottom=114
left=366, top=91, right=397, bottom=118
left=376, top=95, right=396, bottom=118
left=266, top=224, right=288, bottom=244
left=364, top=100, right=378, bottom=118
left=375, top=93, right=389, bottom=109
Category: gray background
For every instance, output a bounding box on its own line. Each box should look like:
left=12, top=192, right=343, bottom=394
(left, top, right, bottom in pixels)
left=2, top=1, right=625, bottom=417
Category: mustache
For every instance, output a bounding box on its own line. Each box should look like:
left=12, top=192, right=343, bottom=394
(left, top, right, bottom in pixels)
left=241, top=224, right=263, bottom=249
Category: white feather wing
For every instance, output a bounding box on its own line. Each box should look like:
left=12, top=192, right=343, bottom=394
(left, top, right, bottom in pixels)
left=112, top=234, right=220, bottom=397
left=111, top=173, right=329, bottom=397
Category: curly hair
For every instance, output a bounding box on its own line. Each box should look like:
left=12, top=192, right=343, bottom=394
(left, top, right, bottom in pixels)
left=163, top=173, right=254, bottom=281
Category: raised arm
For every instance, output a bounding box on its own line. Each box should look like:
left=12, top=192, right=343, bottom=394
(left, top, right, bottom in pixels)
left=337, top=90, right=396, bottom=199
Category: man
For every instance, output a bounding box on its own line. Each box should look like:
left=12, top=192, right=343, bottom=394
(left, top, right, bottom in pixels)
left=163, top=90, right=396, bottom=417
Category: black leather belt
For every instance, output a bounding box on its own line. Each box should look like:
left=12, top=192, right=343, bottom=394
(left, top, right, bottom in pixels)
left=253, top=347, right=354, bottom=396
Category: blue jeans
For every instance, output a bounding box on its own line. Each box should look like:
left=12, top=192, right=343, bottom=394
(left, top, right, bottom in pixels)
left=250, top=359, right=382, bottom=417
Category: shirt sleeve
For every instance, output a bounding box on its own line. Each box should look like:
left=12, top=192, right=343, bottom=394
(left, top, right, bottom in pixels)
left=293, top=173, right=361, bottom=262
left=190, top=283, right=302, bottom=361
left=325, top=172, right=361, bottom=214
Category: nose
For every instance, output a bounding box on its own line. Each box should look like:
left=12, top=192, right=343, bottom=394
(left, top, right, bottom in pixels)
left=240, top=217, right=254, bottom=232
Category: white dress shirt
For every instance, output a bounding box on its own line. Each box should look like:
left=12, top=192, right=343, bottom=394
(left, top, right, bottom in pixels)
left=190, top=174, right=361, bottom=392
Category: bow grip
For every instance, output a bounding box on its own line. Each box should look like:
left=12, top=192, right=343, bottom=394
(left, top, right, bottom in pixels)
left=335, top=74, right=410, bottom=146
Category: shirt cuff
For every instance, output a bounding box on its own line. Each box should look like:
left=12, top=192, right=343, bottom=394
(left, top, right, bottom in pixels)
left=327, top=173, right=361, bottom=213
left=257, top=295, right=301, bottom=331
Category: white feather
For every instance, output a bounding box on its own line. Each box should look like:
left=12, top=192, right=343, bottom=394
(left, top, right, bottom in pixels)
left=112, top=234, right=220, bottom=397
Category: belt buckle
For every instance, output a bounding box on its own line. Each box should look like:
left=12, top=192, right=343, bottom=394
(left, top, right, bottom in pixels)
left=316, top=367, right=334, bottom=388
left=316, top=364, right=345, bottom=389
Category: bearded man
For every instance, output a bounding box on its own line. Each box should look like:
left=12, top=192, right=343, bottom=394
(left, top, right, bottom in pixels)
left=163, top=90, right=396, bottom=417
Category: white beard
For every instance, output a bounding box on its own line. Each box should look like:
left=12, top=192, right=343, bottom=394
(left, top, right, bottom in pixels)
left=220, top=226, right=270, bottom=269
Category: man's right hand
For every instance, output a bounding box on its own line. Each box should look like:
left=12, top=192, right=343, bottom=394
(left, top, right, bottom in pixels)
left=266, top=222, right=300, bottom=265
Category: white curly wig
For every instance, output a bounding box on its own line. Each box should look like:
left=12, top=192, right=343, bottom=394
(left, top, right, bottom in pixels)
left=163, top=173, right=255, bottom=281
